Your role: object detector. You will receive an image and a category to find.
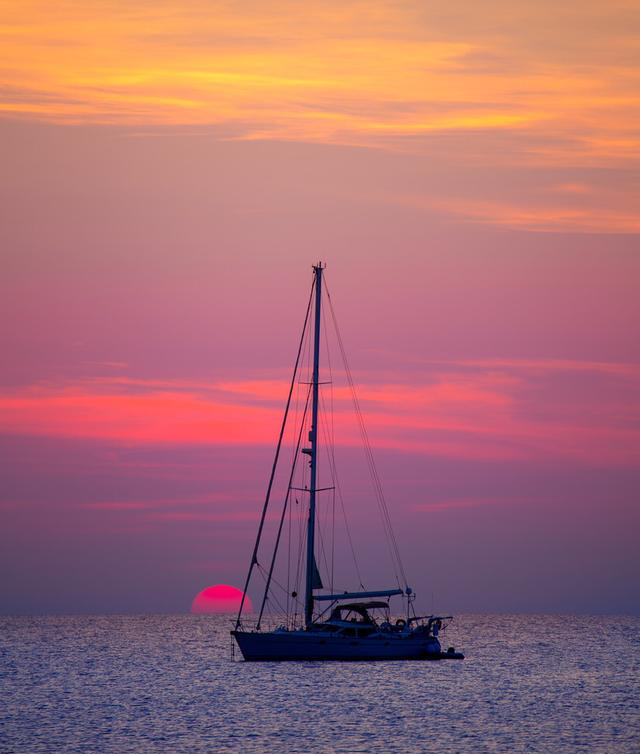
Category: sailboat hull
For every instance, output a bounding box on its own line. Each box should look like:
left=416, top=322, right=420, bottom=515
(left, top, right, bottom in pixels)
left=232, top=630, right=456, bottom=661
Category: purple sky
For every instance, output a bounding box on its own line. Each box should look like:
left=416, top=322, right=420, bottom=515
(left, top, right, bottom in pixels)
left=1, top=1, right=639, bottom=614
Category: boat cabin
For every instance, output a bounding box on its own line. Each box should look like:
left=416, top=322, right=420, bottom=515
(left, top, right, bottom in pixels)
left=310, top=601, right=391, bottom=637
left=328, top=601, right=388, bottom=624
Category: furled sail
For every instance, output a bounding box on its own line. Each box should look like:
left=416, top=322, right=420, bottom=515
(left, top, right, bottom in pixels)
left=311, top=555, right=323, bottom=589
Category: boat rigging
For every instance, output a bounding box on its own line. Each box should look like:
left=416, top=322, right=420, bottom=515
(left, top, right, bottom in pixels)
left=232, top=263, right=463, bottom=661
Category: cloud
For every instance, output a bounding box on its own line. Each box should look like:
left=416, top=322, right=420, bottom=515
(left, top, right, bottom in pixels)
left=0, top=383, right=280, bottom=445
left=384, top=187, right=640, bottom=234
left=421, top=358, right=640, bottom=378
left=433, top=198, right=640, bottom=234
left=1, top=360, right=638, bottom=466
left=1, top=0, right=637, bottom=165
left=84, top=492, right=235, bottom=511
left=1, top=1, right=638, bottom=237
left=411, top=498, right=499, bottom=512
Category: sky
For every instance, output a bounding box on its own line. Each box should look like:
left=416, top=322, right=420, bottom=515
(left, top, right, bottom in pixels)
left=1, top=0, right=639, bottom=615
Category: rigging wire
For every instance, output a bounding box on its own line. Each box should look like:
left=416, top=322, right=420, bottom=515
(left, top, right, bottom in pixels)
left=257, top=386, right=311, bottom=629
left=239, top=268, right=409, bottom=634
left=324, top=281, right=410, bottom=591
left=234, top=277, right=315, bottom=630
left=286, top=294, right=312, bottom=620
left=255, top=564, right=288, bottom=619
left=286, top=474, right=293, bottom=621
left=319, top=392, right=365, bottom=589
left=321, top=298, right=337, bottom=592
left=292, top=400, right=310, bottom=624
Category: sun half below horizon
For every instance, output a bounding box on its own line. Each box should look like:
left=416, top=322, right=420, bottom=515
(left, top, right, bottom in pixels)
left=191, top=584, right=252, bottom=614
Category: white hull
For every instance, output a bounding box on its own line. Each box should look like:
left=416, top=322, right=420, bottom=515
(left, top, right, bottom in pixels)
left=232, top=629, right=447, bottom=661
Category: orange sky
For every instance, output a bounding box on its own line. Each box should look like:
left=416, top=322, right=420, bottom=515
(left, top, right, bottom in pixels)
left=2, top=0, right=639, bottom=233
left=3, top=1, right=638, bottom=145
left=1, top=0, right=638, bottom=614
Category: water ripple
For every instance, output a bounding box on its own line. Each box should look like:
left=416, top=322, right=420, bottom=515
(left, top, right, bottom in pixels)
left=1, top=614, right=638, bottom=753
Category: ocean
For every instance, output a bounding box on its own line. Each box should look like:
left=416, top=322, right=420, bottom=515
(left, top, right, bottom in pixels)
left=1, top=614, right=638, bottom=754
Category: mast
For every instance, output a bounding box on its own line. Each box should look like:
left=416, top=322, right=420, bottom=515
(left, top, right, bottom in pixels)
left=305, top=262, right=324, bottom=626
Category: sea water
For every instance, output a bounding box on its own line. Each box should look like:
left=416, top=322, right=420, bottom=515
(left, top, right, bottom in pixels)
left=1, top=614, right=638, bottom=754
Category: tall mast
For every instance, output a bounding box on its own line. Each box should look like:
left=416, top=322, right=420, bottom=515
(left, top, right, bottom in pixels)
left=305, top=262, right=324, bottom=627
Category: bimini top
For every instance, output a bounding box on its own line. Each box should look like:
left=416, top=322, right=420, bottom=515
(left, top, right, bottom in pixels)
left=328, top=603, right=391, bottom=624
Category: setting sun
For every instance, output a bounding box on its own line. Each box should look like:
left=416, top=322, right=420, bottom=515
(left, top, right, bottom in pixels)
left=191, top=584, right=251, bottom=614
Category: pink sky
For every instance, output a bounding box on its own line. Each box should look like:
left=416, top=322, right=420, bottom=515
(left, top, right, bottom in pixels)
left=0, top=0, right=638, bottom=614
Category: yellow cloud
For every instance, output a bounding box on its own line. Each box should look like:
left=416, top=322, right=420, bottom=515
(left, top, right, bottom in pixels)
left=1, top=0, right=637, bottom=163
left=1, top=0, right=638, bottom=232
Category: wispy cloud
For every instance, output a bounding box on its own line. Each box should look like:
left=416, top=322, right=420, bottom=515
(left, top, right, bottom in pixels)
left=384, top=187, right=640, bottom=234
left=1, top=359, right=638, bottom=466
left=433, top=198, right=640, bottom=234
left=0, top=383, right=280, bottom=445
left=1, top=0, right=637, bottom=166
left=2, top=1, right=638, bottom=235
left=416, top=358, right=640, bottom=378
left=411, top=498, right=499, bottom=513
left=84, top=492, right=235, bottom=511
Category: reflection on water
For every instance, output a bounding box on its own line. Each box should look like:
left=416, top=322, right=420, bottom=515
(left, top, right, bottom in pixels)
left=1, top=614, right=639, bottom=753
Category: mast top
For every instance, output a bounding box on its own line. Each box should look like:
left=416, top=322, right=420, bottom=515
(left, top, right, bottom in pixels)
left=313, top=261, right=326, bottom=271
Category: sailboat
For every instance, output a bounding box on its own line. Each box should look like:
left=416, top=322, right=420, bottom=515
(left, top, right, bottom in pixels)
left=232, top=264, right=463, bottom=661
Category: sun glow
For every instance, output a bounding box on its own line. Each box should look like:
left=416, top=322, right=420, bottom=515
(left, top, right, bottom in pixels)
left=191, top=584, right=251, bottom=614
